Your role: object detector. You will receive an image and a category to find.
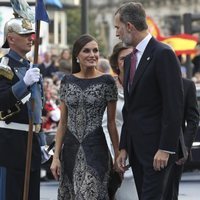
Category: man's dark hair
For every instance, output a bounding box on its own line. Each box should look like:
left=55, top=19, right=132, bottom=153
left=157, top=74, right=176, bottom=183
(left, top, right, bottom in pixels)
left=115, top=2, right=148, bottom=31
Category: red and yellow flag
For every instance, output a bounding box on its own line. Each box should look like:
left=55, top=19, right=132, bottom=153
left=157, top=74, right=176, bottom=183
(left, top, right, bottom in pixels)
left=159, top=34, right=198, bottom=55
left=147, top=16, right=198, bottom=55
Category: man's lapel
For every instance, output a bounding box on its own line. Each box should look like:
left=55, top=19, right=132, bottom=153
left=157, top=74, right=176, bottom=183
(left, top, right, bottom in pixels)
left=129, top=38, right=156, bottom=94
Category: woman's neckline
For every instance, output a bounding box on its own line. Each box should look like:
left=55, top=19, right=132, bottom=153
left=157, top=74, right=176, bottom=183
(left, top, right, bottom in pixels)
left=71, top=73, right=107, bottom=80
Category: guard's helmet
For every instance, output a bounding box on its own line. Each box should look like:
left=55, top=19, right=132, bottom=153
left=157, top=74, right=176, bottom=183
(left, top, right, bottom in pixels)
left=2, top=17, right=35, bottom=48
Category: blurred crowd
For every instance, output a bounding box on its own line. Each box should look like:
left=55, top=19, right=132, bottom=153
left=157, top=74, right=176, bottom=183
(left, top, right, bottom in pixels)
left=37, top=49, right=72, bottom=134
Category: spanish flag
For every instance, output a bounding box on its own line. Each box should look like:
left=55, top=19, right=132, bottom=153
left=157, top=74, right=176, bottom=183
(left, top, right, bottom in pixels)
left=159, top=34, right=198, bottom=55
left=147, top=16, right=198, bottom=55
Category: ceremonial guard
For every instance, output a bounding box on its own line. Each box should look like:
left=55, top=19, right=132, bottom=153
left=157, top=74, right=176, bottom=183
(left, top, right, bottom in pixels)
left=0, top=16, right=43, bottom=200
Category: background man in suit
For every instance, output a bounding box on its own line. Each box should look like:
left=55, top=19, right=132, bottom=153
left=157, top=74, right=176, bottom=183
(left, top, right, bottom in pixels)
left=114, top=2, right=184, bottom=200
left=163, top=78, right=199, bottom=200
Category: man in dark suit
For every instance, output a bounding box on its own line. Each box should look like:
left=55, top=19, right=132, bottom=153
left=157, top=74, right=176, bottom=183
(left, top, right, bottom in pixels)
left=163, top=78, right=199, bottom=200
left=38, top=52, right=58, bottom=78
left=114, top=2, right=184, bottom=200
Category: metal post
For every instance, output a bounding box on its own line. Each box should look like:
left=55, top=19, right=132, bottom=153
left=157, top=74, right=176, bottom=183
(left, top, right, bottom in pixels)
left=185, top=55, right=193, bottom=79
left=183, top=13, right=192, bottom=79
left=81, top=0, right=88, bottom=34
left=54, top=12, right=59, bottom=44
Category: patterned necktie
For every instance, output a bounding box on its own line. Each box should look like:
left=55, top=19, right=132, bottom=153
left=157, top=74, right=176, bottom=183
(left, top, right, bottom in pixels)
left=129, top=48, right=137, bottom=86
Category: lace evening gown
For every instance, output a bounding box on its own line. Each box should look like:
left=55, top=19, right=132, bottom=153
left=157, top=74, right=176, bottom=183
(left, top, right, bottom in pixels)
left=58, top=74, right=118, bottom=200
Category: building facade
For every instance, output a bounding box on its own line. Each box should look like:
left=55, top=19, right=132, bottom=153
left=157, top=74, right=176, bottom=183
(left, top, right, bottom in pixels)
left=89, top=0, right=200, bottom=54
left=1, top=0, right=200, bottom=55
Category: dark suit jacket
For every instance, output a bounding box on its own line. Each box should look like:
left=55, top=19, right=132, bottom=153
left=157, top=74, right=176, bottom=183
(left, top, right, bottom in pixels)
left=120, top=37, right=184, bottom=167
left=38, top=62, right=58, bottom=78
left=179, top=78, right=199, bottom=159
left=161, top=79, right=199, bottom=200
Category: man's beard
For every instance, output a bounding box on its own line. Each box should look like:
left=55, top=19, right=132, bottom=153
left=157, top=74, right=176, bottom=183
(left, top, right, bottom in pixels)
left=122, top=34, right=132, bottom=47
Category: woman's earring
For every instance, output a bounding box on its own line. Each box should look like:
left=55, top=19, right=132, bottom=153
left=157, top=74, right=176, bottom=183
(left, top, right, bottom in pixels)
left=76, top=58, right=80, bottom=63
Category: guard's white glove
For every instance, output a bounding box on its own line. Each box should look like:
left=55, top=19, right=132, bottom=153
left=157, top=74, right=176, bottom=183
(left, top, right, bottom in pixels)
left=23, top=68, right=40, bottom=86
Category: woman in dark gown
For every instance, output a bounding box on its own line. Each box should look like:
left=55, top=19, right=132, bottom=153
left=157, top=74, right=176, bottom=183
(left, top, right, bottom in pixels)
left=50, top=34, right=119, bottom=200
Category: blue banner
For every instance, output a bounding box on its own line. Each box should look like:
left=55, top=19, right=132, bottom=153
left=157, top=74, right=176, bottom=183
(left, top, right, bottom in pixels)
left=35, top=0, right=50, bottom=22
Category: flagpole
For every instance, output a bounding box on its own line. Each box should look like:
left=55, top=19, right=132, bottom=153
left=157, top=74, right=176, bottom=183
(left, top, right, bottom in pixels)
left=23, top=1, right=40, bottom=199
left=34, top=20, right=40, bottom=64
left=23, top=102, right=34, bottom=200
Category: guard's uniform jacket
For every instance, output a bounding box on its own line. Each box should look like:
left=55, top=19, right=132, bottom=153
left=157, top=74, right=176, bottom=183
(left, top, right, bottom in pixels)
left=0, top=50, right=43, bottom=171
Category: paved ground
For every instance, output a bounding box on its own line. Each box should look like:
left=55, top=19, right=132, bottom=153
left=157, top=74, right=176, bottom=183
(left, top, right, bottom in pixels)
left=179, top=170, right=200, bottom=200
left=40, top=181, right=58, bottom=200
left=40, top=170, right=200, bottom=200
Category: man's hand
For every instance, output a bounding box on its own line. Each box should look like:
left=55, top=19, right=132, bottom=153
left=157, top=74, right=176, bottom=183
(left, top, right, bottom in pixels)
left=23, top=68, right=40, bottom=86
left=116, top=149, right=128, bottom=173
left=153, top=150, right=169, bottom=171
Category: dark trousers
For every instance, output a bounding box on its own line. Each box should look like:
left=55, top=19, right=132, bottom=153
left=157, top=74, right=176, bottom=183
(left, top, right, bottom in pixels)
left=162, top=163, right=183, bottom=200
left=0, top=167, right=6, bottom=200
left=131, top=156, right=174, bottom=200
left=0, top=166, right=40, bottom=200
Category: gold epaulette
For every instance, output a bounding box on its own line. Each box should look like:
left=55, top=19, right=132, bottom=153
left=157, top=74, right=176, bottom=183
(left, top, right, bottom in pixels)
left=0, top=57, right=14, bottom=80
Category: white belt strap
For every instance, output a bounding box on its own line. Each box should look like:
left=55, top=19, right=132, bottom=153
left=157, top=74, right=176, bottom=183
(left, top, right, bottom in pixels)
left=0, top=121, right=39, bottom=132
